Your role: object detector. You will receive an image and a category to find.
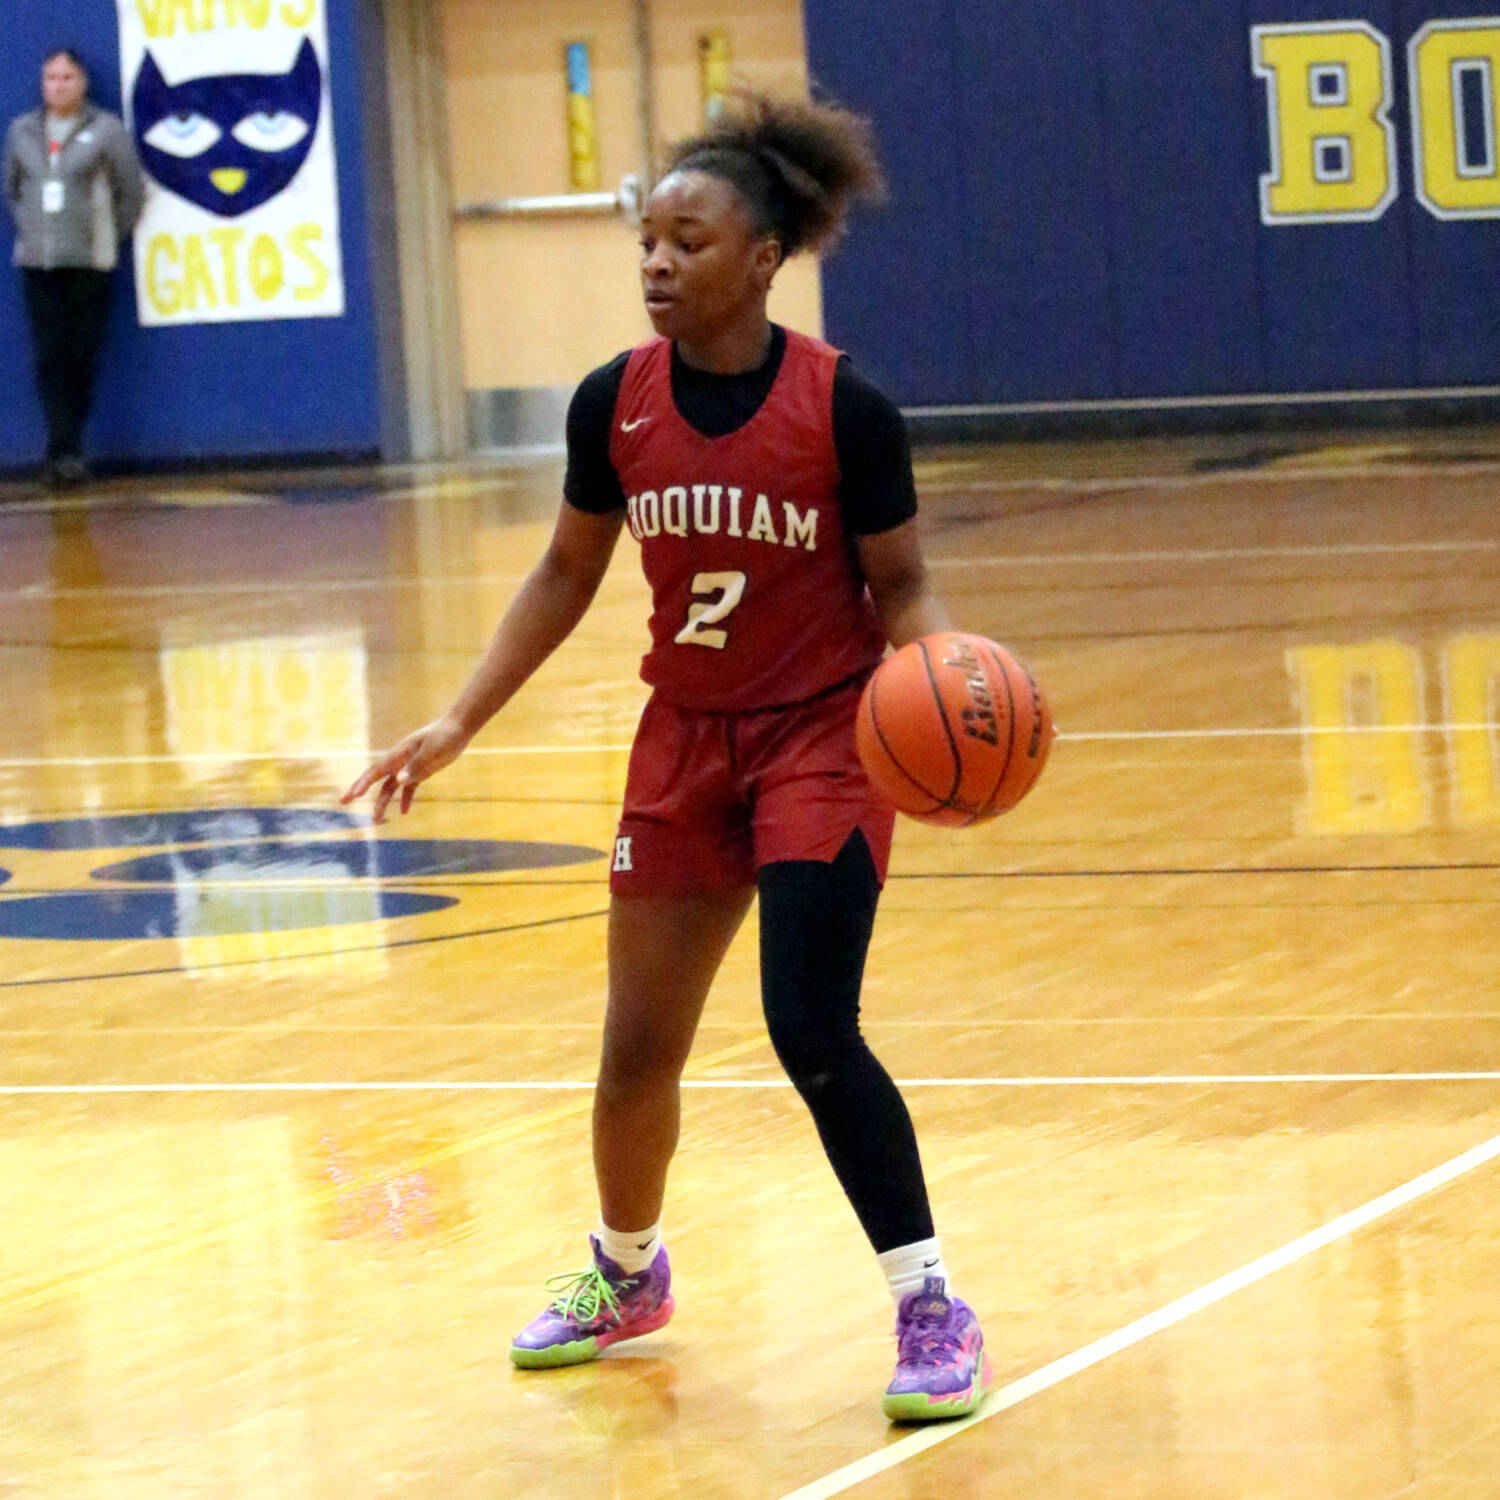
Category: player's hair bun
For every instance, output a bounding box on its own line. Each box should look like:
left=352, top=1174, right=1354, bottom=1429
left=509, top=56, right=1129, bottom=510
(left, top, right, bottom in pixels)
left=664, top=87, right=886, bottom=257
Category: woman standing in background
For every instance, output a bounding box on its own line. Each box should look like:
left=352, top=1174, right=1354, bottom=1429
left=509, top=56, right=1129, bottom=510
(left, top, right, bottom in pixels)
left=4, top=49, right=143, bottom=489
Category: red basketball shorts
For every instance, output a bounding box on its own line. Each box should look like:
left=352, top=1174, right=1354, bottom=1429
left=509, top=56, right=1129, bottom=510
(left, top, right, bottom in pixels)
left=610, top=676, right=896, bottom=897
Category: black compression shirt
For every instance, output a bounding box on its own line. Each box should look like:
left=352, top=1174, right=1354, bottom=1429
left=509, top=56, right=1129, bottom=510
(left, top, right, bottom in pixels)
left=563, top=324, right=918, bottom=535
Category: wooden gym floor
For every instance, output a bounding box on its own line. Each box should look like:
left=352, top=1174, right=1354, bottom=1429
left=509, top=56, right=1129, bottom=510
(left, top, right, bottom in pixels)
left=0, top=428, right=1497, bottom=1497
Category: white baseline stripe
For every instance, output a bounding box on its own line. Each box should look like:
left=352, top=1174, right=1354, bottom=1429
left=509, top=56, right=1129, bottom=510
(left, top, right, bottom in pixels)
left=0, top=572, right=536, bottom=602
left=2, top=1072, right=1499, bottom=1096
left=866, top=1073, right=1500, bottom=1086
left=1063, top=722, right=1494, bottom=742
left=2, top=540, right=1493, bottom=602
left=925, top=539, right=1500, bottom=565
left=911, top=383, right=1500, bottom=414
left=0, top=745, right=634, bottom=769
left=2, top=540, right=1491, bottom=601
left=0, top=723, right=1493, bottom=769
left=776, top=1128, right=1500, bottom=1500
left=920, top=462, right=1500, bottom=494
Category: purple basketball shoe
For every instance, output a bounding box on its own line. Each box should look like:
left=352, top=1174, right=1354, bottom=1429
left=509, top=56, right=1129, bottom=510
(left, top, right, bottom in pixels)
left=882, top=1276, right=992, bottom=1421
left=509, top=1236, right=674, bottom=1369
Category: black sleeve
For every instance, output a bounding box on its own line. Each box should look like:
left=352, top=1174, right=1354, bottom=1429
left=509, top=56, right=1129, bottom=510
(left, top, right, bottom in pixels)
left=832, top=358, right=919, bottom=536
left=562, top=352, right=631, bottom=513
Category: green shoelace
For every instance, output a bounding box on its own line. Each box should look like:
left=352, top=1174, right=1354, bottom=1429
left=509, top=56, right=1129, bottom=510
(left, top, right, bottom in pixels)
left=546, top=1263, right=623, bottom=1323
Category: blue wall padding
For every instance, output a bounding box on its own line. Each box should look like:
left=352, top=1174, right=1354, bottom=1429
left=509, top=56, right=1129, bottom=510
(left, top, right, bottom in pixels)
left=805, top=0, right=1500, bottom=405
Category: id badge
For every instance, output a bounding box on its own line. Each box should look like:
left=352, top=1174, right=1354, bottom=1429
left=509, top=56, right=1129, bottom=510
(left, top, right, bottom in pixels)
left=42, top=180, right=65, bottom=214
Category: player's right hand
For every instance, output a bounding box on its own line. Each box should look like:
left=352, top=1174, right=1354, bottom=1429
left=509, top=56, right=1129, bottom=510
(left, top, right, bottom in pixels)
left=340, top=715, right=472, bottom=824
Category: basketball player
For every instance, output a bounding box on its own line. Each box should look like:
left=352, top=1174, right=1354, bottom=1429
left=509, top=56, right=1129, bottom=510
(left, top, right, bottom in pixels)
left=343, top=90, right=991, bottom=1422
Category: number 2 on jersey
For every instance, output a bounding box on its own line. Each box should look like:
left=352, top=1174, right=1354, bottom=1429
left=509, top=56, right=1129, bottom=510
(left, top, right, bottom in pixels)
left=674, top=571, right=746, bottom=650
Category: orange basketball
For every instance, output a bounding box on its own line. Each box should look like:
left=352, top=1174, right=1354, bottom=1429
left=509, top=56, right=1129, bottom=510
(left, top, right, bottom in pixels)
left=855, top=633, right=1055, bottom=826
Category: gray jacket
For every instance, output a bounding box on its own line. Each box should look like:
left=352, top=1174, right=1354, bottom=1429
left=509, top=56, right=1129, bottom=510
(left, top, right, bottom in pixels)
left=3, top=105, right=145, bottom=271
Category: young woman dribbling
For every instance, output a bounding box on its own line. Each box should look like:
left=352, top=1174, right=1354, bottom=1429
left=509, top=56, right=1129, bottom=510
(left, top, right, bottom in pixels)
left=344, top=90, right=992, bottom=1421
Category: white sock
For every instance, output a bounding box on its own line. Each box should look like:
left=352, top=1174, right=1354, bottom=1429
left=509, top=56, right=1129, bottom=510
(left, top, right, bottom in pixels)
left=877, top=1237, right=951, bottom=1308
left=595, top=1222, right=662, bottom=1276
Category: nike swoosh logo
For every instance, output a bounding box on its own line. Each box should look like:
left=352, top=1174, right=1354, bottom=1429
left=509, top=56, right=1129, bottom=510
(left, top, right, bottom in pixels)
left=620, top=416, right=650, bottom=432
left=637, top=1240, right=653, bottom=1250
left=923, top=1259, right=939, bottom=1268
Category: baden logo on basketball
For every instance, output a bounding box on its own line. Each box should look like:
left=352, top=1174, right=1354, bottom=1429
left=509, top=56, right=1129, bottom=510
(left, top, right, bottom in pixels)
left=945, top=637, right=1001, bottom=747
left=855, top=632, right=1055, bottom=828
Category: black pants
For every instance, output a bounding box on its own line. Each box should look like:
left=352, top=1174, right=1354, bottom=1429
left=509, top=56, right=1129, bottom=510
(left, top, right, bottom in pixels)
left=21, top=268, right=113, bottom=463
left=758, top=832, right=936, bottom=1254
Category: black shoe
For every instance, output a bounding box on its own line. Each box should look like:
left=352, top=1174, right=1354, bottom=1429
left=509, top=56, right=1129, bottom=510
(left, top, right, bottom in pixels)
left=42, top=460, right=66, bottom=491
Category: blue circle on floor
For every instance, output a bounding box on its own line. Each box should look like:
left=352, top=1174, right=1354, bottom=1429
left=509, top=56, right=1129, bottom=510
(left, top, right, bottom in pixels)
left=0, top=808, right=364, bottom=851
left=90, top=839, right=603, bottom=883
left=0, top=868, right=9, bottom=887
left=0, top=889, right=457, bottom=941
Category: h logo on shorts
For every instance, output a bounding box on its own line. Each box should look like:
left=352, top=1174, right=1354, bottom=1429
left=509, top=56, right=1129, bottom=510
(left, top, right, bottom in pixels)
left=612, top=836, right=634, bottom=873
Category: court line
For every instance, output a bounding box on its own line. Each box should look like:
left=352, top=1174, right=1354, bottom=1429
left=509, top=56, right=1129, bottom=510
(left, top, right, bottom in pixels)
left=2, top=537, right=1493, bottom=601
left=0, top=1034, right=770, bottom=1319
left=2, top=1011, right=1497, bottom=1032
left=0, top=747, right=633, bottom=768
left=3, top=858, right=1485, bottom=895
left=920, top=462, right=1500, bottom=493
left=1062, top=723, right=1496, bottom=742
left=0, top=721, right=1494, bottom=770
left=3, top=1015, right=1496, bottom=1040
left=897, top=860, right=1500, bottom=878
left=3, top=1072, right=1500, bottom=1096
left=925, top=538, right=1500, bottom=564
left=0, top=572, right=532, bottom=601
left=0, top=906, right=609, bottom=989
left=775, top=1127, right=1500, bottom=1500
left=0, top=475, right=522, bottom=520
left=914, top=383, right=1500, bottom=413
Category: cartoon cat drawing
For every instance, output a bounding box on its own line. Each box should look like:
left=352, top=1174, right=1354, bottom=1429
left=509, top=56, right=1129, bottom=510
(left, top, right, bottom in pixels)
left=132, top=37, right=323, bottom=218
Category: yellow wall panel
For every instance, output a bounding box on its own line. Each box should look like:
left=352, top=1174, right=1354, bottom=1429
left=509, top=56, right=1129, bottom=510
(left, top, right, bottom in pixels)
left=440, top=0, right=823, bottom=391
left=440, top=0, right=640, bottom=204
left=651, top=0, right=815, bottom=143
left=451, top=218, right=651, bottom=390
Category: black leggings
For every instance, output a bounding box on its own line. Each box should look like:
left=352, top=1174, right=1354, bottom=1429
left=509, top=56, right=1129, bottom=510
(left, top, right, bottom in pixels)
left=757, top=832, right=935, bottom=1254
left=22, top=268, right=113, bottom=462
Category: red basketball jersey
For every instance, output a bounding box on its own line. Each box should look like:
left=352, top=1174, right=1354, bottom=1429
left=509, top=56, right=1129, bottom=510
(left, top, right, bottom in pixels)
left=608, top=331, right=888, bottom=712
